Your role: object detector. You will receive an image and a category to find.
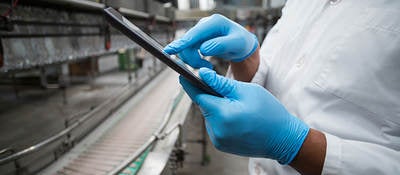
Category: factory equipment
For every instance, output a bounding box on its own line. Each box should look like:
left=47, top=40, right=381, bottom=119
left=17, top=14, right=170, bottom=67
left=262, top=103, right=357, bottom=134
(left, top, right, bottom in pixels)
left=0, top=1, right=177, bottom=174
left=0, top=0, right=282, bottom=174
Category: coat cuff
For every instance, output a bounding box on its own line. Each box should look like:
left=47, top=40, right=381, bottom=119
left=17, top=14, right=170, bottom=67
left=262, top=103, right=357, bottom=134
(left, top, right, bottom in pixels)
left=322, top=133, right=342, bottom=175
left=250, top=55, right=268, bottom=86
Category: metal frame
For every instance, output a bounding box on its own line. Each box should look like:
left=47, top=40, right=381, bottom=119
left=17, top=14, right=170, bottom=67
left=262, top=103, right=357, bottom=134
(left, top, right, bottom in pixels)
left=0, top=65, right=167, bottom=173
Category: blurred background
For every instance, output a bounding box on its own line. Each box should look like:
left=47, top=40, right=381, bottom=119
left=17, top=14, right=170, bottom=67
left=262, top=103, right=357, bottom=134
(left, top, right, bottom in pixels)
left=0, top=0, right=284, bottom=174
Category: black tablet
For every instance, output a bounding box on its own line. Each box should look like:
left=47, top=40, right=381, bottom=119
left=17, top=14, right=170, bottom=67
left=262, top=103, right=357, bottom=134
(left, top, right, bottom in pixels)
left=104, top=7, right=222, bottom=97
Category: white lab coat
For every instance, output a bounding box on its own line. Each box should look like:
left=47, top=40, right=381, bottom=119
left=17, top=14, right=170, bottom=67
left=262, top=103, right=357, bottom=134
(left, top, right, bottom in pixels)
left=248, top=0, right=400, bottom=174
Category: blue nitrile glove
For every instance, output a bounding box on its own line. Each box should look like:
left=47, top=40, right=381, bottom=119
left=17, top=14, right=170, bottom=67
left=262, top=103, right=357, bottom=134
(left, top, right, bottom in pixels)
left=164, top=14, right=258, bottom=69
left=179, top=68, right=310, bottom=164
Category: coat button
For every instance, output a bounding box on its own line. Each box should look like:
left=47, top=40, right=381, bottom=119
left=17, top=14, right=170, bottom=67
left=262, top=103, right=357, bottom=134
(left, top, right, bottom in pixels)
left=329, top=0, right=341, bottom=5
left=296, top=55, right=306, bottom=68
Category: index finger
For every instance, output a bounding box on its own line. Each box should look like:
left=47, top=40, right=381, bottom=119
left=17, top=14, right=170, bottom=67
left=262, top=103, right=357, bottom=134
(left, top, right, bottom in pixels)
left=164, top=14, right=228, bottom=54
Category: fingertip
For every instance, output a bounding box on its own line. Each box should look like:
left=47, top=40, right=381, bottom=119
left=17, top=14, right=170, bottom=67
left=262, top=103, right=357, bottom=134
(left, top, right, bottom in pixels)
left=164, top=39, right=187, bottom=54
left=163, top=46, right=174, bottom=54
left=163, top=45, right=177, bottom=54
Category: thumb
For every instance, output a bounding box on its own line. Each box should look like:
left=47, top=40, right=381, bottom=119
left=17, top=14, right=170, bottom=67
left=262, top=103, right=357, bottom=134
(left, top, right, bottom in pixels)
left=199, top=68, right=237, bottom=98
left=177, top=46, right=214, bottom=69
left=179, top=75, right=230, bottom=114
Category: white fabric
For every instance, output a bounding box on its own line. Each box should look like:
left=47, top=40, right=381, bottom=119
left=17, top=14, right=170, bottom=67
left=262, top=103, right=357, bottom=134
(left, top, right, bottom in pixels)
left=249, top=0, right=400, bottom=174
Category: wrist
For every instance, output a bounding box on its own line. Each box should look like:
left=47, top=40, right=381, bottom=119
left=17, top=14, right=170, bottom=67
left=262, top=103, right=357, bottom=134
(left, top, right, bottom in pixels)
left=275, top=115, right=310, bottom=165
left=290, top=128, right=327, bottom=175
left=230, top=45, right=260, bottom=82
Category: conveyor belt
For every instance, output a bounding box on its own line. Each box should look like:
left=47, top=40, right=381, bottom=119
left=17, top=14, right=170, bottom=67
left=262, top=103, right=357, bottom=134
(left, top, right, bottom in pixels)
left=42, top=69, right=181, bottom=175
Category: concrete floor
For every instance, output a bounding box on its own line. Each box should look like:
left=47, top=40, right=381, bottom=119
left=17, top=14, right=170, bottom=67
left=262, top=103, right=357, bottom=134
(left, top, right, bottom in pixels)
left=176, top=107, right=249, bottom=175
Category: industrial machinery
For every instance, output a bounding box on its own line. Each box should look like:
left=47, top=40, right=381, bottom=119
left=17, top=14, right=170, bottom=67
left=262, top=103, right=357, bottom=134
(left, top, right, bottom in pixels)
left=0, top=1, right=177, bottom=174
left=0, top=1, right=282, bottom=174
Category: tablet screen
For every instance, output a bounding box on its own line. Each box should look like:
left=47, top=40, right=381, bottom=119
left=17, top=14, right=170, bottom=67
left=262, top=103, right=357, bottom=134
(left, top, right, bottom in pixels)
left=104, top=7, right=222, bottom=97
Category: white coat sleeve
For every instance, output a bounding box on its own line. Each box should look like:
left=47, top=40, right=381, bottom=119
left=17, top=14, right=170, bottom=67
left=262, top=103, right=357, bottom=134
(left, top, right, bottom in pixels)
left=250, top=53, right=268, bottom=86
left=323, top=133, right=400, bottom=174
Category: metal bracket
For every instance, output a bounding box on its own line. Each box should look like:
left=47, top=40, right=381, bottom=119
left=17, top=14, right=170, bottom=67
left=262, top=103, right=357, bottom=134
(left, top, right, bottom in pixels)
left=168, top=147, right=185, bottom=174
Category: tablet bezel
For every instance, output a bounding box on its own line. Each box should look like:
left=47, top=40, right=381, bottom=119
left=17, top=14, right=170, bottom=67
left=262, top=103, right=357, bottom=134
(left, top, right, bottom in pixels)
left=104, top=7, right=222, bottom=97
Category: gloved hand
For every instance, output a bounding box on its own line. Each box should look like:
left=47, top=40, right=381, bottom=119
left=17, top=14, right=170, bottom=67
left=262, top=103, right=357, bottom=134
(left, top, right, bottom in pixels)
left=164, top=14, right=258, bottom=69
left=179, top=68, right=310, bottom=164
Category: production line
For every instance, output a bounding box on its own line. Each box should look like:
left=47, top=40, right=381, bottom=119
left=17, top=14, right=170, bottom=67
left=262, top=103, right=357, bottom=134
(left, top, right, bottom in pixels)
left=1, top=0, right=266, bottom=174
